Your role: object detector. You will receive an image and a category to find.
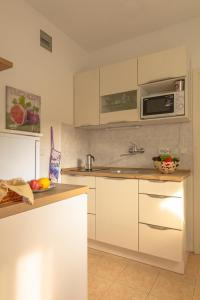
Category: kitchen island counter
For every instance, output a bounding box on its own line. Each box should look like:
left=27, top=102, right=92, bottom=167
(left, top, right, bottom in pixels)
left=0, top=183, right=88, bottom=219
left=0, top=183, right=88, bottom=300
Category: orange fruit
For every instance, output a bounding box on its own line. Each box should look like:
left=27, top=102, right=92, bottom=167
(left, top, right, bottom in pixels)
left=38, top=178, right=50, bottom=189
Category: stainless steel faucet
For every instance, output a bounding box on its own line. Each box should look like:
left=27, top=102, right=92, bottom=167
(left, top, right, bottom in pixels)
left=85, top=154, right=95, bottom=171
left=120, top=143, right=145, bottom=157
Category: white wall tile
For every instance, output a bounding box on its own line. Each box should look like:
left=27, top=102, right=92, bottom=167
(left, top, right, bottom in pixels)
left=61, top=123, right=193, bottom=170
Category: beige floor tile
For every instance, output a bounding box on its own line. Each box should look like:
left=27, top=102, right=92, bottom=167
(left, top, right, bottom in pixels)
left=101, top=282, right=148, bottom=300
left=150, top=271, right=195, bottom=300
left=193, top=276, right=200, bottom=300
left=88, top=253, right=102, bottom=275
left=117, top=261, right=159, bottom=293
left=185, top=253, right=200, bottom=278
left=88, top=274, right=112, bottom=300
left=94, top=253, right=128, bottom=281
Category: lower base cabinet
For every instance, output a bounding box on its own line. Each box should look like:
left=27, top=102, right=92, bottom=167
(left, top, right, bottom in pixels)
left=88, top=214, right=96, bottom=240
left=139, top=223, right=183, bottom=261
left=62, top=174, right=187, bottom=265
left=96, top=177, right=138, bottom=251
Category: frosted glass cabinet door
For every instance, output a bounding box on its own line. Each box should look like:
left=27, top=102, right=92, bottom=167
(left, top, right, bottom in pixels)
left=138, top=46, right=187, bottom=84
left=100, top=58, right=138, bottom=96
left=96, top=177, right=138, bottom=251
left=74, top=69, right=99, bottom=127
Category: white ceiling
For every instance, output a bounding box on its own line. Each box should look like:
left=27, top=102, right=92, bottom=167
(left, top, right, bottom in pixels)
left=26, top=0, right=200, bottom=51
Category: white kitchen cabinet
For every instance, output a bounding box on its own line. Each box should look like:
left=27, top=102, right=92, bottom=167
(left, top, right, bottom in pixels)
left=96, top=177, right=138, bottom=251
left=62, top=174, right=95, bottom=188
left=100, top=58, right=139, bottom=124
left=138, top=46, right=187, bottom=84
left=139, top=194, right=184, bottom=230
left=139, top=179, right=186, bottom=262
left=139, top=179, right=184, bottom=197
left=139, top=223, right=183, bottom=262
left=100, top=58, right=138, bottom=96
left=88, top=189, right=96, bottom=214
left=62, top=174, right=96, bottom=239
left=74, top=69, right=99, bottom=127
left=61, top=175, right=96, bottom=214
left=88, top=214, right=96, bottom=240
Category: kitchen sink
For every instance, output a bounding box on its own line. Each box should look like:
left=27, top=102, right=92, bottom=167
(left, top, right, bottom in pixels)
left=75, top=168, right=108, bottom=172
left=70, top=168, right=152, bottom=174
left=104, top=169, right=141, bottom=174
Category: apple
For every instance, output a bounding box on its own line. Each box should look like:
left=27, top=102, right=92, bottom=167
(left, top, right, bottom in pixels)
left=164, top=157, right=173, bottom=163
left=29, top=179, right=41, bottom=190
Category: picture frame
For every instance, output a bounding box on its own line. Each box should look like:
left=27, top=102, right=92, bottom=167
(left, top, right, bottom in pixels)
left=6, top=86, right=41, bottom=133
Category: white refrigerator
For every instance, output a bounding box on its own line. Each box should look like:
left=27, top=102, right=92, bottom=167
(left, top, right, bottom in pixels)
left=0, top=133, right=40, bottom=181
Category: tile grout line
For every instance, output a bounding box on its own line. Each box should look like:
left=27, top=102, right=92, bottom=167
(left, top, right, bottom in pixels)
left=145, top=270, right=161, bottom=299
left=192, top=275, right=198, bottom=300
left=98, top=261, right=129, bottom=299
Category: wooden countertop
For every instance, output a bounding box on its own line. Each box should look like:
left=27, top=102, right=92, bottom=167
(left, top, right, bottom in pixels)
left=0, top=184, right=88, bottom=220
left=61, top=167, right=190, bottom=182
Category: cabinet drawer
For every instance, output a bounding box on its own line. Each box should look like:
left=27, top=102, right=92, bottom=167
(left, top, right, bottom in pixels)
left=88, top=189, right=96, bottom=214
left=139, top=180, right=183, bottom=197
left=139, top=223, right=183, bottom=262
left=139, top=194, right=184, bottom=230
left=62, top=175, right=95, bottom=188
left=88, top=214, right=96, bottom=240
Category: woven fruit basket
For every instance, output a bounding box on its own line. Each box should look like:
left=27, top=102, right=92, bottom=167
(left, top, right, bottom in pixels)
left=0, top=189, right=23, bottom=204
left=0, top=179, right=33, bottom=205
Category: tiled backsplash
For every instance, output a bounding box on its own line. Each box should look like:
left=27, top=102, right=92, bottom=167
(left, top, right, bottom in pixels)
left=61, top=124, right=89, bottom=168
left=61, top=122, right=193, bottom=170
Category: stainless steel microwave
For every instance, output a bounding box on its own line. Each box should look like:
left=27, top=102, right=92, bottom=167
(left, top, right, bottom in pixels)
left=141, top=91, right=185, bottom=119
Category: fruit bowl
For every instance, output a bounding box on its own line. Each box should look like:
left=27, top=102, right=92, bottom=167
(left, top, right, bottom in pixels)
left=152, top=154, right=179, bottom=174
left=29, top=177, right=53, bottom=192
left=157, top=161, right=177, bottom=174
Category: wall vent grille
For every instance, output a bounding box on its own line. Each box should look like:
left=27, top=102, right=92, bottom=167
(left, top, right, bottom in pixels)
left=40, top=30, right=52, bottom=52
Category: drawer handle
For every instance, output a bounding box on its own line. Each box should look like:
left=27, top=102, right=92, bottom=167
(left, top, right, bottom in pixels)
left=146, top=194, right=168, bottom=199
left=146, top=224, right=169, bottom=230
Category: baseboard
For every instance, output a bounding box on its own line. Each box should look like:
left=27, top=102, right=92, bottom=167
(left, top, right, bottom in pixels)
left=88, top=239, right=188, bottom=274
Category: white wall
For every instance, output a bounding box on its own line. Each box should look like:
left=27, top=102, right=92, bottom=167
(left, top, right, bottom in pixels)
left=0, top=0, right=89, bottom=177
left=87, top=17, right=200, bottom=68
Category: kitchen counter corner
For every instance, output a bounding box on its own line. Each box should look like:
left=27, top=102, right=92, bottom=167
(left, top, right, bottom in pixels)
left=0, top=183, right=89, bottom=219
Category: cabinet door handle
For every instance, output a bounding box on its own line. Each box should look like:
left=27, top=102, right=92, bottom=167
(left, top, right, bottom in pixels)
left=146, top=224, right=169, bottom=230
left=146, top=194, right=169, bottom=199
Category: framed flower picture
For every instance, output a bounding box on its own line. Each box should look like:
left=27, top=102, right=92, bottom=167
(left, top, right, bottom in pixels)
left=6, top=86, right=41, bottom=133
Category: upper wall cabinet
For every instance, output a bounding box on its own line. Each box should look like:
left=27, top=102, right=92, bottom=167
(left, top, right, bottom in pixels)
left=100, top=59, right=138, bottom=124
left=138, top=46, right=187, bottom=85
left=100, top=58, right=137, bottom=96
left=74, top=69, right=99, bottom=127
left=0, top=57, right=13, bottom=71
